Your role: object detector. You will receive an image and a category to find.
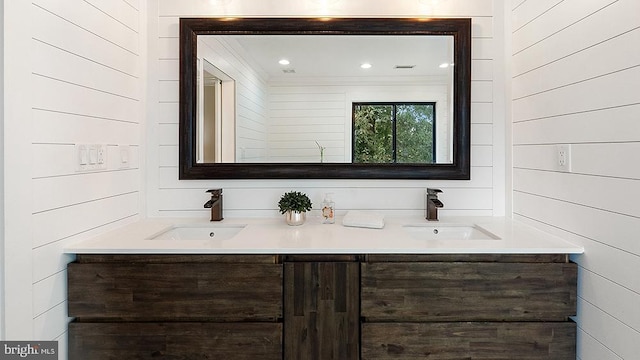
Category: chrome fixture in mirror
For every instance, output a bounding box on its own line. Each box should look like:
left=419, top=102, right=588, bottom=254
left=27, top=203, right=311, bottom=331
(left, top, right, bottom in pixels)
left=180, top=18, right=471, bottom=179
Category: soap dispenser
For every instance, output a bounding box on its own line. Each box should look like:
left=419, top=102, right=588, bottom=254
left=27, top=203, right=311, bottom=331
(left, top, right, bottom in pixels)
left=321, top=193, right=335, bottom=224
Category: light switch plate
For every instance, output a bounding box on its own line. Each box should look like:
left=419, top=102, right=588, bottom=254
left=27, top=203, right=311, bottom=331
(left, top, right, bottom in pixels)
left=76, top=144, right=108, bottom=172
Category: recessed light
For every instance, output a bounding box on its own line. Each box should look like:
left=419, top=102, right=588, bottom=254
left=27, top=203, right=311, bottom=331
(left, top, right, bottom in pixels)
left=439, top=62, right=454, bottom=68
left=360, top=63, right=372, bottom=69
left=279, top=59, right=290, bottom=65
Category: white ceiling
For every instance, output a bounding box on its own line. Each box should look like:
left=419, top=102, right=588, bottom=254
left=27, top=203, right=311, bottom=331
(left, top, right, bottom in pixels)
left=215, top=35, right=454, bottom=81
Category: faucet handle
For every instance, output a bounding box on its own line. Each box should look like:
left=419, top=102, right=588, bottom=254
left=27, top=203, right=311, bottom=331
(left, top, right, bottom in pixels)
left=427, top=188, right=442, bottom=195
left=206, top=188, right=222, bottom=197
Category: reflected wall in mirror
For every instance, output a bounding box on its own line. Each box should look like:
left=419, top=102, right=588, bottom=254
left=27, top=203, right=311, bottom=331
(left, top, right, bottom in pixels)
left=180, top=18, right=471, bottom=179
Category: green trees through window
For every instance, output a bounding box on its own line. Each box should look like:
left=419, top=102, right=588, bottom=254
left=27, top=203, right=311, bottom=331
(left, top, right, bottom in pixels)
left=353, top=103, right=435, bottom=164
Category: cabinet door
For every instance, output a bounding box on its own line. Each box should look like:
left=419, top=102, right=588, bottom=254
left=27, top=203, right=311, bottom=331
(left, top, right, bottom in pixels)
left=69, top=322, right=282, bottom=360
left=68, top=262, right=282, bottom=321
left=284, top=262, right=359, bottom=360
left=362, top=322, right=576, bottom=360
left=361, top=262, right=577, bottom=321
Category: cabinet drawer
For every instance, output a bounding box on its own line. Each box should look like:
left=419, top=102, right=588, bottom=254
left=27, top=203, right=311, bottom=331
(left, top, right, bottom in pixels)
left=361, top=262, right=576, bottom=321
left=69, top=322, right=282, bottom=360
left=362, top=322, right=576, bottom=360
left=68, top=262, right=282, bottom=321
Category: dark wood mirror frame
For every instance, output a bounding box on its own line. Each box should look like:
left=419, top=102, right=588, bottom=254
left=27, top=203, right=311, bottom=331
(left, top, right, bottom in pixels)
left=179, top=17, right=471, bottom=179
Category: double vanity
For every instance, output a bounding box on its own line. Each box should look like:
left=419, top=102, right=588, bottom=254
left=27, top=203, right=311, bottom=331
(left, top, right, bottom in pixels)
left=65, top=217, right=582, bottom=360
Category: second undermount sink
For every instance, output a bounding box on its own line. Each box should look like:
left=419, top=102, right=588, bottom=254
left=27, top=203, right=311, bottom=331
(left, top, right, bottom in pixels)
left=403, top=223, right=500, bottom=241
left=147, top=224, right=246, bottom=241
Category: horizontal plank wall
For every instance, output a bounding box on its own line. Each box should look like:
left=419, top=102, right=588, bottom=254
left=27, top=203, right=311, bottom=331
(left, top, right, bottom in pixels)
left=0, top=0, right=5, bottom=342
left=266, top=82, right=450, bottom=163
left=3, top=0, right=144, bottom=357
left=148, top=0, right=503, bottom=218
left=510, top=0, right=640, bottom=359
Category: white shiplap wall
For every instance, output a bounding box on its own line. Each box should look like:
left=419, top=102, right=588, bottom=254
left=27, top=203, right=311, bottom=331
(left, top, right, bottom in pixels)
left=267, top=81, right=451, bottom=163
left=4, top=0, right=144, bottom=356
left=148, top=0, right=503, bottom=218
left=511, top=0, right=640, bottom=358
left=0, top=0, right=5, bottom=341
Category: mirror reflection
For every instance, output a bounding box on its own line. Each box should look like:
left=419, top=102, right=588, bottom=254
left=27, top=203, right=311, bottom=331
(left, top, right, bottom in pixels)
left=196, top=35, right=454, bottom=164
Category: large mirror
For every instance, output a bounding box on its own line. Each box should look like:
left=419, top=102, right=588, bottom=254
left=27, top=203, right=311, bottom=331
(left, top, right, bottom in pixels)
left=180, top=18, right=471, bottom=179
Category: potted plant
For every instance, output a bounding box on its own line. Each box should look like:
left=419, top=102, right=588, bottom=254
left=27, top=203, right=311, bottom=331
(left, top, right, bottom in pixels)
left=278, top=191, right=313, bottom=226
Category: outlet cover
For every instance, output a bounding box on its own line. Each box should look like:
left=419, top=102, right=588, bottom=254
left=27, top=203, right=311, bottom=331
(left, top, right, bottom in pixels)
left=557, top=144, right=572, bottom=172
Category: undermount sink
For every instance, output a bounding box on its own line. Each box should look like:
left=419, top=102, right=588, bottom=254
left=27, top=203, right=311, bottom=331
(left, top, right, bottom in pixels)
left=403, top=223, right=500, bottom=241
left=147, top=224, right=246, bottom=241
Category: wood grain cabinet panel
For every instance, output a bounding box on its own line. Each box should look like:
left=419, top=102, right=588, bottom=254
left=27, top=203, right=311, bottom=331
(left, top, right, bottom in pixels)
left=68, top=262, right=282, bottom=321
left=284, top=262, right=360, bottom=360
left=68, top=254, right=577, bottom=359
left=361, top=261, right=577, bottom=322
left=361, top=322, right=576, bottom=360
left=68, top=255, right=284, bottom=359
left=69, top=322, right=282, bottom=360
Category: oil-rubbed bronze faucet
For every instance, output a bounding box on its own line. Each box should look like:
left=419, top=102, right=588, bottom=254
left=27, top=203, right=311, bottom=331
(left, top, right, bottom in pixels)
left=426, top=188, right=444, bottom=221
left=204, top=188, right=223, bottom=221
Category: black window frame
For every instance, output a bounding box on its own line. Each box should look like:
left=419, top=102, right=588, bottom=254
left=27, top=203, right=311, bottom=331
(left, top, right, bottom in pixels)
left=351, top=102, right=437, bottom=164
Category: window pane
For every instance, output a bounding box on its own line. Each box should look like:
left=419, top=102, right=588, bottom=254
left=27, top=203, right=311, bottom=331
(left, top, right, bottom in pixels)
left=353, top=104, right=393, bottom=163
left=396, top=104, right=434, bottom=163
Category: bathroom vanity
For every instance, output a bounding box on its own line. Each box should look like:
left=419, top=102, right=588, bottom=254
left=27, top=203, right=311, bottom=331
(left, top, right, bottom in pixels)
left=65, top=217, right=583, bottom=360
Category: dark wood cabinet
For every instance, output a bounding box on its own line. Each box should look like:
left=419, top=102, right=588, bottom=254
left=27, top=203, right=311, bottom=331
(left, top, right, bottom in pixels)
left=68, top=255, right=283, bottom=360
left=68, top=322, right=282, bottom=360
left=361, top=322, right=576, bottom=360
left=360, top=254, right=577, bottom=360
left=284, top=260, right=360, bottom=360
left=68, top=253, right=577, bottom=360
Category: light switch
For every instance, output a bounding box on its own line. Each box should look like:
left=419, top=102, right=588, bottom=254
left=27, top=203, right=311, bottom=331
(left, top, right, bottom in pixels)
left=78, top=145, right=88, bottom=165
left=119, top=145, right=130, bottom=169
left=89, top=145, right=98, bottom=165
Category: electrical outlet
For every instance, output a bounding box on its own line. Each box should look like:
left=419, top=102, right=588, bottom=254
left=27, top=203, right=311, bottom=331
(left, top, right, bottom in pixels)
left=557, top=144, right=572, bottom=172
left=97, top=144, right=106, bottom=165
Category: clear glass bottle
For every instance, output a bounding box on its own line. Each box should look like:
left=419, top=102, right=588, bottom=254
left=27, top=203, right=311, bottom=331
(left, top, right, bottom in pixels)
left=321, top=193, right=335, bottom=224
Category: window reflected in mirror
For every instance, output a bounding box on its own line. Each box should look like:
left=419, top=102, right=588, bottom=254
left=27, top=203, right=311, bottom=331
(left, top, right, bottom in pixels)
left=353, top=103, right=439, bottom=164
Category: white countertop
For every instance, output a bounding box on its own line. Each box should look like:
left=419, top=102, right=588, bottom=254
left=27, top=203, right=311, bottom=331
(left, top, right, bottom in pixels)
left=64, top=216, right=584, bottom=255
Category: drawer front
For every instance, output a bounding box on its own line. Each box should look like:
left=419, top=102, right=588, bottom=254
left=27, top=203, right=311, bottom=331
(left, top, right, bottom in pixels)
left=68, top=262, right=282, bottom=321
left=361, top=262, right=577, bottom=321
left=75, top=254, right=279, bottom=264
left=361, top=322, right=576, bottom=360
left=69, top=322, right=282, bottom=360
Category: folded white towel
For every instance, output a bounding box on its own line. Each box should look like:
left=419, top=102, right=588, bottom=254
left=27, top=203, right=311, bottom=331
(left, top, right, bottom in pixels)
left=342, top=211, right=385, bottom=229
